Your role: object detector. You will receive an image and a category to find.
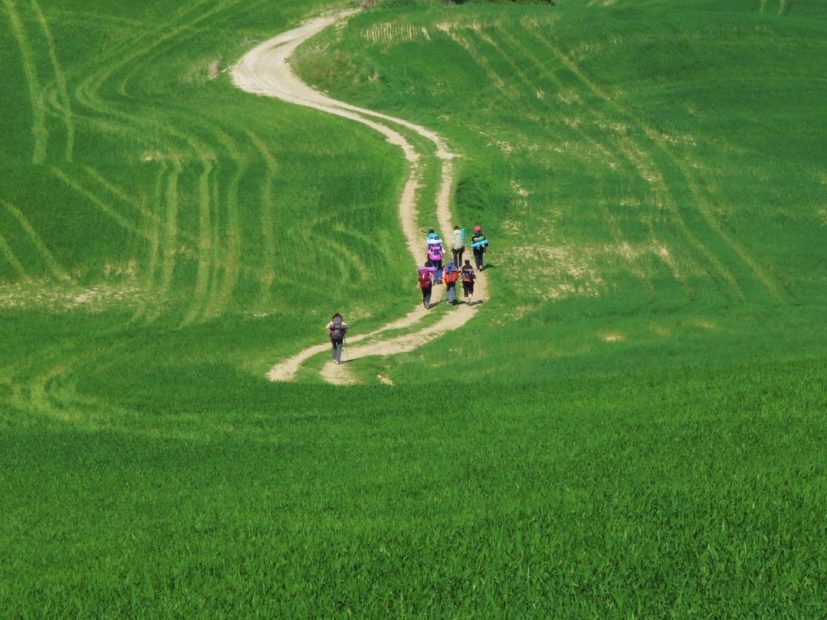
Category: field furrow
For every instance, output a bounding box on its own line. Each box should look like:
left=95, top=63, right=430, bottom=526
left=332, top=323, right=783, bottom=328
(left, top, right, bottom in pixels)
left=3, top=0, right=48, bottom=163
left=1, top=199, right=69, bottom=281
left=182, top=160, right=215, bottom=327
left=51, top=167, right=150, bottom=240
left=0, top=232, right=28, bottom=279
left=30, top=0, right=73, bottom=162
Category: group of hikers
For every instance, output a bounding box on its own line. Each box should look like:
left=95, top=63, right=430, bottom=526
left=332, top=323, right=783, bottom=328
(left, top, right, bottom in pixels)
left=326, top=224, right=489, bottom=364
left=417, top=224, right=488, bottom=310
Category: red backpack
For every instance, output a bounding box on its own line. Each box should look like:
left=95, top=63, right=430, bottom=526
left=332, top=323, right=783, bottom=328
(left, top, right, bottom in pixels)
left=418, top=268, right=432, bottom=289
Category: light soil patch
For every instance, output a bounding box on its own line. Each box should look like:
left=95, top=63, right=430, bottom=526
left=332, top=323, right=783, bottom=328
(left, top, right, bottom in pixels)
left=232, top=9, right=488, bottom=384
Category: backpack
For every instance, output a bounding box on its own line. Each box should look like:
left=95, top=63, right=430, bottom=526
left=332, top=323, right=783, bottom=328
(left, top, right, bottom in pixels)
left=428, top=242, right=443, bottom=261
left=418, top=268, right=432, bottom=289
left=461, top=268, right=475, bottom=283
left=329, top=316, right=345, bottom=339
left=444, top=270, right=459, bottom=285
left=451, top=229, right=465, bottom=250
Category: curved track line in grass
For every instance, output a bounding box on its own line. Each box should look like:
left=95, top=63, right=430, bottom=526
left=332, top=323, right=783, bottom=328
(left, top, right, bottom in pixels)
left=1, top=199, right=69, bottom=281
left=662, top=146, right=787, bottom=302
left=31, top=0, right=74, bottom=162
left=81, top=166, right=159, bottom=226
left=526, top=31, right=744, bottom=298
left=492, top=25, right=693, bottom=294
left=129, top=161, right=167, bottom=324
left=0, top=232, right=27, bottom=278
left=3, top=0, right=48, bottom=163
left=51, top=167, right=152, bottom=241
left=182, top=160, right=215, bottom=327
left=205, top=158, right=245, bottom=321
left=232, top=9, right=488, bottom=384
left=66, top=0, right=279, bottom=325
left=538, top=34, right=786, bottom=302
left=158, top=161, right=182, bottom=312
left=242, top=128, right=279, bottom=311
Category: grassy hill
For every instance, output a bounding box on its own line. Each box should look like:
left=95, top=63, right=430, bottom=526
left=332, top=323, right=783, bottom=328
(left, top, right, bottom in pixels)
left=1, top=0, right=826, bottom=615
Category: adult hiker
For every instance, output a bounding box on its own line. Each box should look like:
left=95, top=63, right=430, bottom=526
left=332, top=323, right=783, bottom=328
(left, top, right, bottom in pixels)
left=326, top=313, right=348, bottom=364
left=450, top=225, right=465, bottom=268
left=417, top=260, right=437, bottom=309
left=461, top=259, right=476, bottom=303
left=426, top=230, right=445, bottom=282
left=443, top=262, right=460, bottom=305
left=471, top=225, right=488, bottom=271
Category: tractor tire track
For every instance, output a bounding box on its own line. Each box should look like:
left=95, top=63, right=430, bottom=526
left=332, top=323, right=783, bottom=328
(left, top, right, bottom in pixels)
left=3, top=0, right=48, bottom=163
left=232, top=9, right=488, bottom=384
left=31, top=0, right=74, bottom=162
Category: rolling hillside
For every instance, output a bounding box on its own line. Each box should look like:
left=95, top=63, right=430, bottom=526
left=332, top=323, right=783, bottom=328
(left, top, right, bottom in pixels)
left=1, top=0, right=825, bottom=615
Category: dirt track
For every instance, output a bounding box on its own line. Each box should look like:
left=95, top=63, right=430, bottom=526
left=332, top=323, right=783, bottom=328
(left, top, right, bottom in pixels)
left=231, top=9, right=488, bottom=384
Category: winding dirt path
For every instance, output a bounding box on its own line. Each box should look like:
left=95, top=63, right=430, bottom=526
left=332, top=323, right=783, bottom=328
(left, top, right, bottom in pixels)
left=231, top=8, right=488, bottom=384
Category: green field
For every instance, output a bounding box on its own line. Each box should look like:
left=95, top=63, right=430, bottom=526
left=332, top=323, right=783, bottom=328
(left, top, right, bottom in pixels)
left=2, top=0, right=826, bottom=615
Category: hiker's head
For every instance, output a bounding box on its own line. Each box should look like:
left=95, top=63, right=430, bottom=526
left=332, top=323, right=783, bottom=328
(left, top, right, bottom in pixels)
left=464, top=259, right=471, bottom=266
left=454, top=225, right=460, bottom=230
left=332, top=312, right=342, bottom=321
left=474, top=225, right=482, bottom=233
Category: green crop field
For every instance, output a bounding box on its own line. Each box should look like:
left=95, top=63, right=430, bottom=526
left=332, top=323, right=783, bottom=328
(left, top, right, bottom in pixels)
left=2, top=0, right=826, bottom=615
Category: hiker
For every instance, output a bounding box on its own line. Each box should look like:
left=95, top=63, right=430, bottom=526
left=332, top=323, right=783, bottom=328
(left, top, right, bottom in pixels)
left=461, top=259, right=476, bottom=303
left=417, top=260, right=437, bottom=309
left=426, top=231, right=445, bottom=282
left=443, top=262, right=459, bottom=305
left=471, top=225, right=488, bottom=271
left=326, top=313, right=348, bottom=364
left=450, top=225, right=465, bottom=268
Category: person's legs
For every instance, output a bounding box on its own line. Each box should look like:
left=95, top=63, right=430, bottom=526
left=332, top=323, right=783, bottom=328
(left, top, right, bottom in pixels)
left=333, top=339, right=343, bottom=363
left=423, top=284, right=432, bottom=309
left=473, top=249, right=483, bottom=270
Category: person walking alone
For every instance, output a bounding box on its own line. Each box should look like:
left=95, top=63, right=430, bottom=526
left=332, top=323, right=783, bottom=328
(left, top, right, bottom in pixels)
left=471, top=225, right=488, bottom=271
left=326, top=313, right=348, bottom=364
left=417, top=260, right=437, bottom=309
left=450, top=225, right=465, bottom=269
left=461, top=259, right=476, bottom=303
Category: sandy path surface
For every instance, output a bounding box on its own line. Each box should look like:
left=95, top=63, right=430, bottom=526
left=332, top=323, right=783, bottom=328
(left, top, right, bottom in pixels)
left=231, top=9, right=488, bottom=384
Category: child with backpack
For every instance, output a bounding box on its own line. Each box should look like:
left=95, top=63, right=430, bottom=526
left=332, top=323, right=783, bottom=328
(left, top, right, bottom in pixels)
left=471, top=225, right=488, bottom=271
left=443, top=262, right=460, bottom=305
left=326, top=313, right=348, bottom=364
left=426, top=232, right=445, bottom=282
left=417, top=260, right=437, bottom=309
left=461, top=260, right=476, bottom=303
left=450, top=225, right=465, bottom=269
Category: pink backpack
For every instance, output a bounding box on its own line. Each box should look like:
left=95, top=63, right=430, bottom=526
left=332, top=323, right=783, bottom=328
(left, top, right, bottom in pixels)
left=427, top=242, right=443, bottom=262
